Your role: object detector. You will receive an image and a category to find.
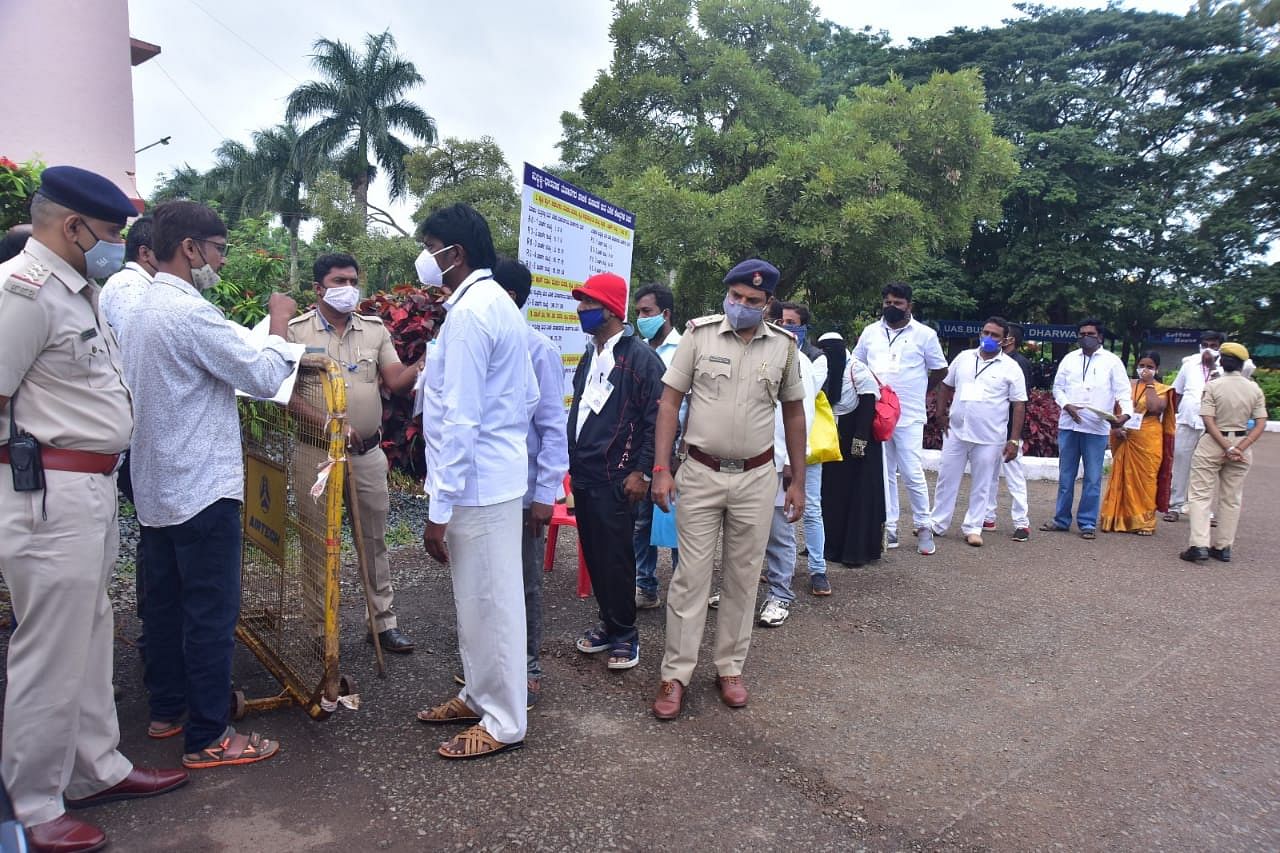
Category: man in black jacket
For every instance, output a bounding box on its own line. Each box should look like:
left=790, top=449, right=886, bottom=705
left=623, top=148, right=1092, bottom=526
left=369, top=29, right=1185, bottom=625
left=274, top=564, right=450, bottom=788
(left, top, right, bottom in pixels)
left=567, top=272, right=664, bottom=672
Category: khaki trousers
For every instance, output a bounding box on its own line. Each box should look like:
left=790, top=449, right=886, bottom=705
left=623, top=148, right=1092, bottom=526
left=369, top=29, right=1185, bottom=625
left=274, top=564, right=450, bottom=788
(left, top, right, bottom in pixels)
left=296, top=443, right=396, bottom=632
left=0, top=469, right=132, bottom=826
left=660, top=457, right=775, bottom=685
left=1187, top=437, right=1250, bottom=549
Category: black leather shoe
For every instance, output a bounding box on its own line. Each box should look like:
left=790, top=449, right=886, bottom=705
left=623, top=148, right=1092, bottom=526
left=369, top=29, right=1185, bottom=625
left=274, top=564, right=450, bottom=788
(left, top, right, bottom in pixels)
left=366, top=627, right=415, bottom=653
left=1179, top=546, right=1209, bottom=563
left=1208, top=547, right=1231, bottom=563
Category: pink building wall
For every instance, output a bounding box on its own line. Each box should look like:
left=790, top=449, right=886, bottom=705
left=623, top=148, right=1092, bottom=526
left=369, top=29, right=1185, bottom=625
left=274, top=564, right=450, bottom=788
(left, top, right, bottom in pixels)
left=0, top=0, right=146, bottom=208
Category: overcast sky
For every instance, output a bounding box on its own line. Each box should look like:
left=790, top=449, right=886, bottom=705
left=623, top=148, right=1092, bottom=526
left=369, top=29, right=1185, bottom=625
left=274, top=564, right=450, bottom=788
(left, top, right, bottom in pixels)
left=128, top=0, right=1194, bottom=228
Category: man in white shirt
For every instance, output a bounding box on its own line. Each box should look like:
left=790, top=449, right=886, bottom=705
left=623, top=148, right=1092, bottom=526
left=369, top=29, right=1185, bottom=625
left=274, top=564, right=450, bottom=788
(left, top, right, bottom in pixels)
left=414, top=204, right=537, bottom=760
left=853, top=282, right=948, bottom=555
left=1046, top=318, right=1134, bottom=538
left=99, top=214, right=155, bottom=341
left=928, top=317, right=1027, bottom=548
left=758, top=341, right=817, bottom=626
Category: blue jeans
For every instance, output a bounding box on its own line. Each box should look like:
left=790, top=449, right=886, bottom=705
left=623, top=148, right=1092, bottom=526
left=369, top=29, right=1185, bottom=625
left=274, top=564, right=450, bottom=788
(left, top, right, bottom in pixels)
left=140, top=498, right=242, bottom=753
left=763, top=506, right=797, bottom=604
left=1053, top=430, right=1108, bottom=531
left=633, top=494, right=678, bottom=597
left=803, top=461, right=825, bottom=576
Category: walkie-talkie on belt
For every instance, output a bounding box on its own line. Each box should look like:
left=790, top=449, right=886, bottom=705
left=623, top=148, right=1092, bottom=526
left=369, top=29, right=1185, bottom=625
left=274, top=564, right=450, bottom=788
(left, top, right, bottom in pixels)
left=7, top=390, right=45, bottom=492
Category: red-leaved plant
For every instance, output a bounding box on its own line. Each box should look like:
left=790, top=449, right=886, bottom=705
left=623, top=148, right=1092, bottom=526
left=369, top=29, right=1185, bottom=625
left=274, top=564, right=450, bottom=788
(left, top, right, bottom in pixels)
left=359, top=285, right=447, bottom=476
left=924, top=389, right=1060, bottom=457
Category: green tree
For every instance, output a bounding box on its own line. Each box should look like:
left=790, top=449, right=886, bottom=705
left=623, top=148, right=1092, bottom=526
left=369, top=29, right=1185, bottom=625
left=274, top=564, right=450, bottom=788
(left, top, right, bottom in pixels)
left=404, top=136, right=520, bottom=258
left=286, top=30, right=436, bottom=232
left=872, top=5, right=1280, bottom=358
left=558, top=1, right=1016, bottom=329
left=211, top=124, right=326, bottom=285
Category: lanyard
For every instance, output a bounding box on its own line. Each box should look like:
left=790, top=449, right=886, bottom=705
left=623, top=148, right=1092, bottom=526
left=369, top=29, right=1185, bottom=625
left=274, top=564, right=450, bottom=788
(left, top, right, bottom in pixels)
left=973, top=353, right=998, bottom=380
left=884, top=325, right=907, bottom=348
left=1080, top=352, right=1094, bottom=379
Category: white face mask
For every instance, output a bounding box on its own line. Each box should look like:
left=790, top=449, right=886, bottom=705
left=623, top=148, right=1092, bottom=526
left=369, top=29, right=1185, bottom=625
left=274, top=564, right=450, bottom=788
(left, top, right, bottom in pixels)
left=321, top=284, right=360, bottom=314
left=189, top=242, right=221, bottom=291
left=414, top=244, right=456, bottom=287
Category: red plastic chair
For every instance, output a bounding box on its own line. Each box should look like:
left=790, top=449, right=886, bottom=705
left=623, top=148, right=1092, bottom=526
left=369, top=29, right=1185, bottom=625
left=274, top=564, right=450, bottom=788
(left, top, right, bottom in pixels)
left=544, top=474, right=591, bottom=598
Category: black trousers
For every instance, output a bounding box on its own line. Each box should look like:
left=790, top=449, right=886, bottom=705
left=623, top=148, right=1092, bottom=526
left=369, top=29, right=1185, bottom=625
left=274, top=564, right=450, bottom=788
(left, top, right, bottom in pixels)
left=572, top=482, right=639, bottom=645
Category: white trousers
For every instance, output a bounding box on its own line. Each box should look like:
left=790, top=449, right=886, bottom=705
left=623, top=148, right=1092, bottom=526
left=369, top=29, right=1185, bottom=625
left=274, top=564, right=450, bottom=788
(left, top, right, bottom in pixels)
left=448, top=498, right=528, bottom=744
left=930, top=438, right=1004, bottom=536
left=883, top=420, right=932, bottom=531
left=0, top=470, right=132, bottom=826
left=984, top=446, right=1029, bottom=529
left=1169, top=424, right=1203, bottom=513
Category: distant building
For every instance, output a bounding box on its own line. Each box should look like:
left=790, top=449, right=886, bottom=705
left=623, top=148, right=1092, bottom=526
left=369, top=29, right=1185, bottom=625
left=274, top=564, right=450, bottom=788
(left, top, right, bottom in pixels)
left=0, top=0, right=158, bottom=212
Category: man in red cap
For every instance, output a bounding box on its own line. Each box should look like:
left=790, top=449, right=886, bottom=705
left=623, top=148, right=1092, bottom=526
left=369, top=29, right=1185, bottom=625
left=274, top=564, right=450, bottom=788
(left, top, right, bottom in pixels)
left=567, top=272, right=665, bottom=672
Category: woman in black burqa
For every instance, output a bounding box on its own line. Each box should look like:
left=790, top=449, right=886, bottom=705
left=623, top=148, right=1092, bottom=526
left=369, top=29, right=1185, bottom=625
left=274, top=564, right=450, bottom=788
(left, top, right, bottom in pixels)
left=817, top=333, right=885, bottom=566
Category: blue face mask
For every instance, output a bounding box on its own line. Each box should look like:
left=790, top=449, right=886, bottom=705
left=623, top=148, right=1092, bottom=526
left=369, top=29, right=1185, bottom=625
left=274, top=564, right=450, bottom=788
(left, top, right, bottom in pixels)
left=636, top=314, right=665, bottom=341
left=723, top=295, right=764, bottom=331
left=578, top=307, right=606, bottom=334
left=980, top=336, right=1001, bottom=354
left=782, top=323, right=808, bottom=350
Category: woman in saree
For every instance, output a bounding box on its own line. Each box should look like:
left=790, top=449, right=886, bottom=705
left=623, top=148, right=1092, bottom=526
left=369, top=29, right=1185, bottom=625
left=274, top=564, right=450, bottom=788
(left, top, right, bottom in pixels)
left=1100, top=352, right=1176, bottom=535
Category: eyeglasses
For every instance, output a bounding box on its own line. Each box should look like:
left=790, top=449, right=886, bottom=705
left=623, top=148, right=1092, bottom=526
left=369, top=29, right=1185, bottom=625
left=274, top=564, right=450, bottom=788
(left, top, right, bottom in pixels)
left=980, top=330, right=1003, bottom=339
left=199, top=239, right=230, bottom=257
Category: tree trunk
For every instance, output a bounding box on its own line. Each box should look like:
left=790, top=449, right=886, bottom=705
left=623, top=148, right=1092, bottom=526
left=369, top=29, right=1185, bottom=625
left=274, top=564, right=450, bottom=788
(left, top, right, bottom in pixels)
left=286, top=217, right=299, bottom=288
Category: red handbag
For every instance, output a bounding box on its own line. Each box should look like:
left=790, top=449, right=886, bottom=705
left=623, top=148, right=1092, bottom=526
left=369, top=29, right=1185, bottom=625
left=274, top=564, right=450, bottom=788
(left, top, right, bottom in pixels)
left=867, top=369, right=902, bottom=442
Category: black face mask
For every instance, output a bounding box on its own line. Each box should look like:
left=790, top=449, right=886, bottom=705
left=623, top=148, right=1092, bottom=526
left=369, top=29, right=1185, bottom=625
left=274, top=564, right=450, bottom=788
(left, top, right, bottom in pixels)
left=882, top=305, right=907, bottom=324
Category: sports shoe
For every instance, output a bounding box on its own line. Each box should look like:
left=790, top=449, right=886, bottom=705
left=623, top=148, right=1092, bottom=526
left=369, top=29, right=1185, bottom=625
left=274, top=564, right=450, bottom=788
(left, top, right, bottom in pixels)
left=708, top=592, right=720, bottom=609
left=635, top=587, right=661, bottom=610
left=809, top=573, right=831, bottom=596
left=1011, top=527, right=1030, bottom=542
left=982, top=519, right=997, bottom=530
left=758, top=598, right=791, bottom=626
left=885, top=529, right=899, bottom=549
left=917, top=528, right=936, bottom=556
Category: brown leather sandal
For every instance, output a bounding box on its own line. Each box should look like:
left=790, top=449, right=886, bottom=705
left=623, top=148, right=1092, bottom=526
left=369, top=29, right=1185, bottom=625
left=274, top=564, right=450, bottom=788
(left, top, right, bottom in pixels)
left=437, top=724, right=523, bottom=760
left=183, top=730, right=279, bottom=769
left=416, top=696, right=481, bottom=724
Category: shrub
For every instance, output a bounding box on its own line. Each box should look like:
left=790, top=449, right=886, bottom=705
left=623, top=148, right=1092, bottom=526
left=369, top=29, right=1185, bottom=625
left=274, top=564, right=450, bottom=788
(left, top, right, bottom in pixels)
left=0, top=156, right=44, bottom=231
left=1252, top=367, right=1280, bottom=420
left=924, top=388, right=1060, bottom=457
left=359, top=285, right=447, bottom=475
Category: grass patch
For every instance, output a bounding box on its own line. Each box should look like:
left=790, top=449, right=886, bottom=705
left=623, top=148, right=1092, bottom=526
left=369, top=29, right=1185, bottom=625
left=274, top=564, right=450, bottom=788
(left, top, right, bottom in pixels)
left=386, top=520, right=418, bottom=548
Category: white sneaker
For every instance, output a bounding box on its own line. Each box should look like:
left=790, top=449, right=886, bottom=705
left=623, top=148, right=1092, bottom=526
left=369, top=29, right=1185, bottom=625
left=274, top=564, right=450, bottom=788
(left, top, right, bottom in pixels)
left=917, top=528, right=936, bottom=556
left=885, top=529, right=899, bottom=549
left=758, top=598, right=790, bottom=627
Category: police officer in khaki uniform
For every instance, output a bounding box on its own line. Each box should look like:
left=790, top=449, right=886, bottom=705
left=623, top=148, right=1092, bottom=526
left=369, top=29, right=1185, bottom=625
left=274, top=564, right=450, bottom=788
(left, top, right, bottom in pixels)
left=1179, top=342, right=1267, bottom=564
left=0, top=167, right=187, bottom=853
left=288, top=253, right=421, bottom=652
left=650, top=258, right=807, bottom=720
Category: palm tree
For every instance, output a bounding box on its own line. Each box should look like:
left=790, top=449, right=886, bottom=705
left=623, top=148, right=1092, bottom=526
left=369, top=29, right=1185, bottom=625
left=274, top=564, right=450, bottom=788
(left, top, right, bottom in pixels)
left=212, top=124, right=325, bottom=284
left=285, top=30, right=436, bottom=232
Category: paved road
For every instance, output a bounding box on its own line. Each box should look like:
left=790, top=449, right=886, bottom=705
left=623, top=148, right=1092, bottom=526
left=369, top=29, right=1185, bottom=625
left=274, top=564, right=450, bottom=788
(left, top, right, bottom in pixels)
left=4, top=438, right=1277, bottom=851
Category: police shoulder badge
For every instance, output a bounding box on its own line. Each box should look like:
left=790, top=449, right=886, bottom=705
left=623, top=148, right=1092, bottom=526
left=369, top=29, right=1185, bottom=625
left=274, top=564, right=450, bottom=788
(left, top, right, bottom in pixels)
left=2, top=260, right=52, bottom=299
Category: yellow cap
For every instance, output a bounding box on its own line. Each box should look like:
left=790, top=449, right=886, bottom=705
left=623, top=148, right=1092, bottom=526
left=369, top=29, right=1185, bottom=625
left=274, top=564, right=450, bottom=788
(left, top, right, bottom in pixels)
left=1219, top=342, right=1249, bottom=361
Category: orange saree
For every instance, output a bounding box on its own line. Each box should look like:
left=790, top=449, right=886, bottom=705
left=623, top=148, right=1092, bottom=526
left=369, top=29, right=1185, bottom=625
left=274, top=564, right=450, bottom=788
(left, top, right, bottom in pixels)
left=1100, top=380, right=1175, bottom=534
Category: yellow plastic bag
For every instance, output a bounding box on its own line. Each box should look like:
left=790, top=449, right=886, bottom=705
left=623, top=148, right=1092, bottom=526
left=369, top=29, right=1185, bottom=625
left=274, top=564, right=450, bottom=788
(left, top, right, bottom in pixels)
left=806, top=391, right=842, bottom=465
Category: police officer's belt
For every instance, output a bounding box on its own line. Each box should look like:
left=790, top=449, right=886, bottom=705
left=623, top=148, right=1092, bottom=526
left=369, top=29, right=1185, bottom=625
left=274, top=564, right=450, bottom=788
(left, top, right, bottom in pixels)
left=350, top=429, right=383, bottom=455
left=0, top=445, right=120, bottom=475
left=687, top=445, right=773, bottom=474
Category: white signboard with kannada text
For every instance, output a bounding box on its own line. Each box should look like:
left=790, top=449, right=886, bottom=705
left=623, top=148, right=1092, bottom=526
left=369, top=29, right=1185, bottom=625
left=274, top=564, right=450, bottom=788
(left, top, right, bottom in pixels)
left=518, top=163, right=635, bottom=407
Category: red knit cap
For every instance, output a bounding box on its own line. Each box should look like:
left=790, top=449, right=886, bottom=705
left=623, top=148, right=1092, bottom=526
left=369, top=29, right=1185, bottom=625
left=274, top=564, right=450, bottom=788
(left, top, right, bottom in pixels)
left=572, top=272, right=628, bottom=321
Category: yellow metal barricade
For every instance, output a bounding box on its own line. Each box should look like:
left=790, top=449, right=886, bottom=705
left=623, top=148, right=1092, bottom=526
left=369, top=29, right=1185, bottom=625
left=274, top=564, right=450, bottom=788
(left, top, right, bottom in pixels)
left=236, top=354, right=352, bottom=720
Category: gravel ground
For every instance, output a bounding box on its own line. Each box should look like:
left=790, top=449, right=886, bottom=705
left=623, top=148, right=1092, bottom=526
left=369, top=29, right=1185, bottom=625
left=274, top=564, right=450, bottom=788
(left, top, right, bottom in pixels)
left=3, top=441, right=1279, bottom=851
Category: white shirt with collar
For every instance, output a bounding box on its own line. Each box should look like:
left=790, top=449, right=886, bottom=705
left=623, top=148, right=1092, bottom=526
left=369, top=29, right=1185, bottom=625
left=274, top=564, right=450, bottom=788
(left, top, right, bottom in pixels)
left=99, top=261, right=152, bottom=341
left=422, top=268, right=539, bottom=524
left=944, top=349, right=1028, bottom=446
left=574, top=326, right=625, bottom=441
left=1172, top=351, right=1257, bottom=429
left=853, top=317, right=947, bottom=425
left=1052, top=346, right=1134, bottom=436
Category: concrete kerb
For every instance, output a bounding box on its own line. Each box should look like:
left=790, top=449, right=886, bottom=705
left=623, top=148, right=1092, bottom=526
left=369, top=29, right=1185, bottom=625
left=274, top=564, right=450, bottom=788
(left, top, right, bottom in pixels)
left=922, top=420, right=1279, bottom=480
